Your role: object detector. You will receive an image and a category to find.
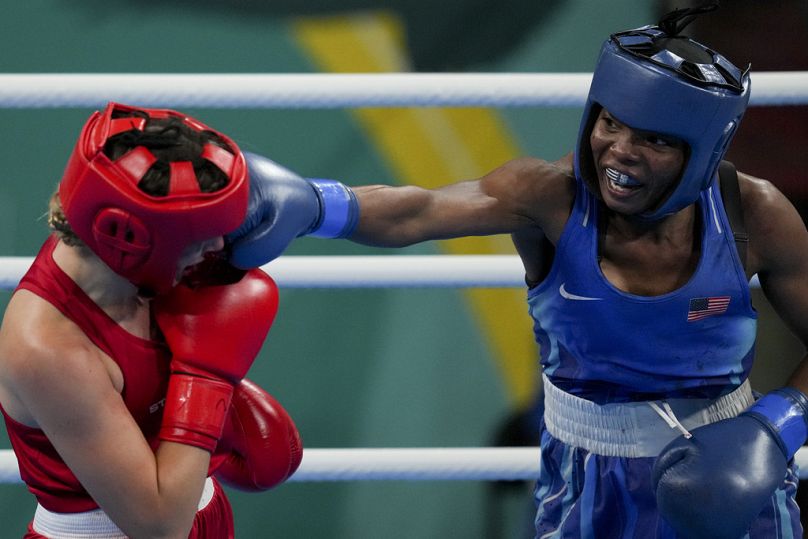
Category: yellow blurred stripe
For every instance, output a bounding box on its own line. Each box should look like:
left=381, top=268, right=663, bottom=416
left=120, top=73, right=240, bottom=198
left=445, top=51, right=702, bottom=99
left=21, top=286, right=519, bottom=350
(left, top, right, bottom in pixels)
left=293, top=13, right=537, bottom=407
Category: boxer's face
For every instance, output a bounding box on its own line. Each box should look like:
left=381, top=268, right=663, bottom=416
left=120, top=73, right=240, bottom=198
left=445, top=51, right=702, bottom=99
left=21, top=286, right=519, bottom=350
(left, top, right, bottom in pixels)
left=590, top=108, right=686, bottom=216
left=175, top=236, right=225, bottom=285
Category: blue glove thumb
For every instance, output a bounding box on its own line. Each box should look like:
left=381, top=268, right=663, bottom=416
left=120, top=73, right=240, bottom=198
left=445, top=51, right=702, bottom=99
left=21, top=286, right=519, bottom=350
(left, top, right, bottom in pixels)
left=227, top=152, right=358, bottom=269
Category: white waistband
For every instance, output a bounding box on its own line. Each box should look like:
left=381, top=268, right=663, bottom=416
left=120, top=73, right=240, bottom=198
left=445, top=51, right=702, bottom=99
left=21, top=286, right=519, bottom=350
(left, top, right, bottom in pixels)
left=542, top=374, right=754, bottom=458
left=32, top=476, right=215, bottom=538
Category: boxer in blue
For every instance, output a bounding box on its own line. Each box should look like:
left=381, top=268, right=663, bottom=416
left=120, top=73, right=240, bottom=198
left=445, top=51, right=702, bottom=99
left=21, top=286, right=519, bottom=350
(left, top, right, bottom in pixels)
left=227, top=4, right=808, bottom=538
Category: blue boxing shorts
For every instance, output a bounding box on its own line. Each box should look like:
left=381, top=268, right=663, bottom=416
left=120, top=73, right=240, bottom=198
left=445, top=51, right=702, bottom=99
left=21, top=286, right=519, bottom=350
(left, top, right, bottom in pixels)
left=532, top=376, right=801, bottom=538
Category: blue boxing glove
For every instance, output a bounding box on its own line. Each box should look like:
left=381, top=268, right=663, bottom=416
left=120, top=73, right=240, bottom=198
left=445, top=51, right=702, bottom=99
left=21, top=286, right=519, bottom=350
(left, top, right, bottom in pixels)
left=227, top=152, right=359, bottom=268
left=652, top=387, right=808, bottom=539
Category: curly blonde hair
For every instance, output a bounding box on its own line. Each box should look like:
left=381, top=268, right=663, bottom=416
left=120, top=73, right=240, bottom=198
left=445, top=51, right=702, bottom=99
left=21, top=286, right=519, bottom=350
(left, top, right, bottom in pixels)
left=47, top=189, right=85, bottom=248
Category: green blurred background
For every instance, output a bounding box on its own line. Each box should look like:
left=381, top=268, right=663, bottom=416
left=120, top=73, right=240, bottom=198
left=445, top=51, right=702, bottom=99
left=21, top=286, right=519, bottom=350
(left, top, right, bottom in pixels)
left=1, top=1, right=806, bottom=537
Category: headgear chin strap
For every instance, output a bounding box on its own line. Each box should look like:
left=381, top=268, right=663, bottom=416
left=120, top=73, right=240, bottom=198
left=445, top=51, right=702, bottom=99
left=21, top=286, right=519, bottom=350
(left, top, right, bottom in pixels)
left=574, top=16, right=750, bottom=220
left=59, top=102, right=249, bottom=295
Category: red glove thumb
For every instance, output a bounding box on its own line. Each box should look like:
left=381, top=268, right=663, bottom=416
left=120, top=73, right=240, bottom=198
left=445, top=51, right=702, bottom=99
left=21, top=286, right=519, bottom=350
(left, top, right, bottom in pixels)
left=214, top=379, right=303, bottom=491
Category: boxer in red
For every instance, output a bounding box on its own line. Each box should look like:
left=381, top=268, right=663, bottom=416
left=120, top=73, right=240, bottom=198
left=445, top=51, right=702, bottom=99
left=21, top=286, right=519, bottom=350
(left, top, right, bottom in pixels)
left=0, top=103, right=302, bottom=538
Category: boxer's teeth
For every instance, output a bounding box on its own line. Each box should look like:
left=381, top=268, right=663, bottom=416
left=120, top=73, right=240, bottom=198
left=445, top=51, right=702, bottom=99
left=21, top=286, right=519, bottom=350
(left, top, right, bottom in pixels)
left=606, top=168, right=641, bottom=188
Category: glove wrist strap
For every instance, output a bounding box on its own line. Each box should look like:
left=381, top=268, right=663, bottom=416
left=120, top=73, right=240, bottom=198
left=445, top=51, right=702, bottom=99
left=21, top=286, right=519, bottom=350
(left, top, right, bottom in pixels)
left=307, top=179, right=359, bottom=238
left=160, top=374, right=234, bottom=453
left=742, top=387, right=808, bottom=459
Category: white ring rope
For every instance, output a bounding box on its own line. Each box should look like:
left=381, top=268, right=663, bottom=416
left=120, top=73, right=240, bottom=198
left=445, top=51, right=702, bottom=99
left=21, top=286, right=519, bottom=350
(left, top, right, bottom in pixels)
left=0, top=255, right=762, bottom=290
left=0, top=72, right=806, bottom=108
left=1, top=447, right=807, bottom=483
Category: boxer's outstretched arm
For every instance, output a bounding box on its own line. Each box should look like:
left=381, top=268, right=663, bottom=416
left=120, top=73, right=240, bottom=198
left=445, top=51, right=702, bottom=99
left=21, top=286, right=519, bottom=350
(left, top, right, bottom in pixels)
left=228, top=152, right=574, bottom=266
left=350, top=156, right=572, bottom=247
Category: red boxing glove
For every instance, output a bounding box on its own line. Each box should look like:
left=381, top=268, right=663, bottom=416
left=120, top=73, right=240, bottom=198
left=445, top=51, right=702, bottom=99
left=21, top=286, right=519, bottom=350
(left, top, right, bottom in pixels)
left=154, top=269, right=279, bottom=452
left=213, top=379, right=302, bottom=491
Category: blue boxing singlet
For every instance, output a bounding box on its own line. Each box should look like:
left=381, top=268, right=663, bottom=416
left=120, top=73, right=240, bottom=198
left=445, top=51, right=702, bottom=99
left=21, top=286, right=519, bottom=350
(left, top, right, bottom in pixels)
left=527, top=177, right=757, bottom=404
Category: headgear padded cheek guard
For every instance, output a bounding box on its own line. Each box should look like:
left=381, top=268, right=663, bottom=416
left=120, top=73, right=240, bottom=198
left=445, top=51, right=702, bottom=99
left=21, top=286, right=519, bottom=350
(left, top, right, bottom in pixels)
left=59, top=102, right=249, bottom=295
left=574, top=12, right=750, bottom=220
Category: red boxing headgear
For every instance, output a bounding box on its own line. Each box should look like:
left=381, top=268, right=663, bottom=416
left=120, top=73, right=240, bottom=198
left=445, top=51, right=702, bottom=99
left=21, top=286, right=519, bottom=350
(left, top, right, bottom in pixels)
left=59, top=102, right=249, bottom=295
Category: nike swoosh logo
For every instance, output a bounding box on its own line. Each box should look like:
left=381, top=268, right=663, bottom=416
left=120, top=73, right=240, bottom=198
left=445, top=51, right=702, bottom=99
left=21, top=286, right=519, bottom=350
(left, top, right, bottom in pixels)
left=559, top=283, right=603, bottom=301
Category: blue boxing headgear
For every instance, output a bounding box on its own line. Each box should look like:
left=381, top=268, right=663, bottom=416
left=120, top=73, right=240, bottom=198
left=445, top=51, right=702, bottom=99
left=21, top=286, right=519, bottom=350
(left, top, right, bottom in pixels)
left=574, top=15, right=750, bottom=220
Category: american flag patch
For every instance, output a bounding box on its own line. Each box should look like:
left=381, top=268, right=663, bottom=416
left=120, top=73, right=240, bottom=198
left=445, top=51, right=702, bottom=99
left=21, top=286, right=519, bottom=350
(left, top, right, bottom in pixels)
left=687, top=296, right=731, bottom=321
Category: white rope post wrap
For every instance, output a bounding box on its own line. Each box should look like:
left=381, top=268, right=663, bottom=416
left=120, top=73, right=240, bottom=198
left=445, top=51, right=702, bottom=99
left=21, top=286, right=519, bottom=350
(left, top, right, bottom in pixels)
left=0, top=72, right=806, bottom=108
left=0, top=447, right=806, bottom=483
